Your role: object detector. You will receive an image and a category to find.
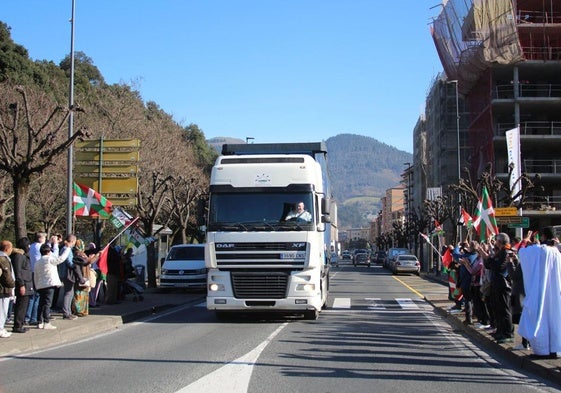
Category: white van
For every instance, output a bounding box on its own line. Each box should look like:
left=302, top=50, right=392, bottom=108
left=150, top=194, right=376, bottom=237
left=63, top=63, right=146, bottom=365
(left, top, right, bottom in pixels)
left=159, top=244, right=206, bottom=290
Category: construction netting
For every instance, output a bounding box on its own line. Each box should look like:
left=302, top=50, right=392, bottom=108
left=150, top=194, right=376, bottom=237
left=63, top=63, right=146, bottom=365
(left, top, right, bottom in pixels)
left=431, top=0, right=524, bottom=94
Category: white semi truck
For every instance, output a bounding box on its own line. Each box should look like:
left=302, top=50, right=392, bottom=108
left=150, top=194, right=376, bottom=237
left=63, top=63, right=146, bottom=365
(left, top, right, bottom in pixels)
left=205, top=142, right=335, bottom=320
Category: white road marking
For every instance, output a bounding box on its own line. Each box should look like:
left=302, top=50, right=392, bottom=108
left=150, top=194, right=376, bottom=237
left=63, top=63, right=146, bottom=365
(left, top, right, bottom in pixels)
left=332, top=297, right=351, bottom=309
left=175, top=323, right=287, bottom=393
left=396, top=298, right=419, bottom=309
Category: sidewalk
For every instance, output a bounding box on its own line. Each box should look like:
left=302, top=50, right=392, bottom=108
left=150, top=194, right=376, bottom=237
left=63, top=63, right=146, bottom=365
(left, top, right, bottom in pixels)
left=1, top=274, right=560, bottom=386
left=421, top=271, right=561, bottom=385
left=0, top=288, right=204, bottom=357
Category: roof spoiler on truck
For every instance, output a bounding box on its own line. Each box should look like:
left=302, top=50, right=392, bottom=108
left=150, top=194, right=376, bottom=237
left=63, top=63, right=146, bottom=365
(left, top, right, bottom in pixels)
left=221, top=142, right=327, bottom=157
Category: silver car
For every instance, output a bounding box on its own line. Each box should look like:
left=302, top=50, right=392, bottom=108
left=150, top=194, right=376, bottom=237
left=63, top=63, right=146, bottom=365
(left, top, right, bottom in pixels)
left=391, top=254, right=420, bottom=275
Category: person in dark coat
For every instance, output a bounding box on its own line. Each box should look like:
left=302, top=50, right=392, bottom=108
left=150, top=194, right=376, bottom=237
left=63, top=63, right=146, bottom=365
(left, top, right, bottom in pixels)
left=478, top=233, right=514, bottom=344
left=11, top=237, right=33, bottom=333
left=105, top=246, right=122, bottom=305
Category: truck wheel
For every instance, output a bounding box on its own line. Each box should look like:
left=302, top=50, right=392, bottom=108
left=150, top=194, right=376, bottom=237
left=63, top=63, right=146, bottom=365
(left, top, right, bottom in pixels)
left=304, top=310, right=319, bottom=320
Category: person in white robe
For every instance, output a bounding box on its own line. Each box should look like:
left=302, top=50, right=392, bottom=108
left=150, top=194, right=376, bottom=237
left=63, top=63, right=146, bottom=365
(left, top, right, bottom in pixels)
left=518, top=244, right=561, bottom=357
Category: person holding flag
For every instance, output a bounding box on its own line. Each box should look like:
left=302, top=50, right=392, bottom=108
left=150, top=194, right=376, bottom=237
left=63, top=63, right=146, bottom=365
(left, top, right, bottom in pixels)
left=476, top=232, right=514, bottom=344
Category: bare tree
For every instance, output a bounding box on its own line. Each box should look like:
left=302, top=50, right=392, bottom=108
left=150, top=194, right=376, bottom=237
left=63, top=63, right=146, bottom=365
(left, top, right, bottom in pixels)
left=26, top=158, right=67, bottom=235
left=167, top=173, right=207, bottom=244
left=0, top=84, right=87, bottom=238
left=137, top=171, right=174, bottom=288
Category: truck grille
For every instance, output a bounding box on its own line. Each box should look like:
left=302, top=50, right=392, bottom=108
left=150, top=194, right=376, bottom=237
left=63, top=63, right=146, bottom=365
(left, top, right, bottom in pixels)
left=231, top=271, right=289, bottom=299
left=214, top=242, right=307, bottom=269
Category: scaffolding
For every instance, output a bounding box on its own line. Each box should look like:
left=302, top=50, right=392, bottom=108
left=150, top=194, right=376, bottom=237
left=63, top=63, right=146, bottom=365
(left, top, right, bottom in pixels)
left=432, top=0, right=561, bottom=93
left=431, top=1, right=523, bottom=94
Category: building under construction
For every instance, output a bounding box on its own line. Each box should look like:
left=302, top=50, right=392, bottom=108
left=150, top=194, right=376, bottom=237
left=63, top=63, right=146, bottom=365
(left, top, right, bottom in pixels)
left=431, top=0, right=561, bottom=228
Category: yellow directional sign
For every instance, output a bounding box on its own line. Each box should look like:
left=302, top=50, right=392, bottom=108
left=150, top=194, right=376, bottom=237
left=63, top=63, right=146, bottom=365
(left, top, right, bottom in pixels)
left=74, top=177, right=138, bottom=194
left=107, top=197, right=137, bottom=207
left=74, top=165, right=138, bottom=174
left=76, top=139, right=141, bottom=149
left=494, top=207, right=518, bottom=217
left=75, top=151, right=139, bottom=162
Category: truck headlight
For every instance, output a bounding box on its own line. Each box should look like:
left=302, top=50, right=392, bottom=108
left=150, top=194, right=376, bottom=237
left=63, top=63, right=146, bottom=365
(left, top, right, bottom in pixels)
left=209, top=283, right=224, bottom=292
left=296, top=283, right=315, bottom=291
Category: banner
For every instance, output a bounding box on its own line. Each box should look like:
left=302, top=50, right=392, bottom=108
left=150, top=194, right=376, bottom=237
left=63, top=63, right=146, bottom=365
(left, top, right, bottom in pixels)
left=505, top=126, right=521, bottom=202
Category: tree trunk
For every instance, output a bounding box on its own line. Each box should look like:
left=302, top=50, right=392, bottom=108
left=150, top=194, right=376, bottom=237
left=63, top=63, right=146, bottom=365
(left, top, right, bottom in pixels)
left=146, top=242, right=157, bottom=288
left=13, top=177, right=30, bottom=240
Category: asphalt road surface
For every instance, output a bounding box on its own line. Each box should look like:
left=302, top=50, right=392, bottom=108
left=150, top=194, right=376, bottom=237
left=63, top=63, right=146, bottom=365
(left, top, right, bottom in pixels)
left=1, top=264, right=560, bottom=393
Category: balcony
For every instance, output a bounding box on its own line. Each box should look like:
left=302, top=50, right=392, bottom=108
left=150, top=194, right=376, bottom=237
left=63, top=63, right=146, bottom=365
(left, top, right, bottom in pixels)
left=493, top=83, right=561, bottom=99
left=523, top=159, right=561, bottom=174
left=496, top=121, right=561, bottom=136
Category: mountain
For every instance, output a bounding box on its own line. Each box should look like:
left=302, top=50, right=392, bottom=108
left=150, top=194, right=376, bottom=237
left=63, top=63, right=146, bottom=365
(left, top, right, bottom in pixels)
left=205, top=134, right=412, bottom=229
left=326, top=134, right=412, bottom=229
left=207, top=137, right=246, bottom=153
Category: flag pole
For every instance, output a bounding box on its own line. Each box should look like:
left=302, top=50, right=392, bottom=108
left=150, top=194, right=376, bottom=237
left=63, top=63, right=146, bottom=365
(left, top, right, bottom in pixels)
left=419, top=233, right=443, bottom=258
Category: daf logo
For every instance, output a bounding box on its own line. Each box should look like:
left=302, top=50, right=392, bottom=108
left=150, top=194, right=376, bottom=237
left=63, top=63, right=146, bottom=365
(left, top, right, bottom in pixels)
left=216, top=243, right=235, bottom=249
left=292, top=243, right=305, bottom=248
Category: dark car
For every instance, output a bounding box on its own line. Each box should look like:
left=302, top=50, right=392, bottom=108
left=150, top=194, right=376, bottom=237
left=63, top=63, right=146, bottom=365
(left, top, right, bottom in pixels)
left=353, top=252, right=371, bottom=267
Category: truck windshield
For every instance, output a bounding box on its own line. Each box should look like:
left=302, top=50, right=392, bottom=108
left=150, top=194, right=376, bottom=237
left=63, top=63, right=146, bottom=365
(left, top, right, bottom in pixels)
left=208, top=192, right=314, bottom=231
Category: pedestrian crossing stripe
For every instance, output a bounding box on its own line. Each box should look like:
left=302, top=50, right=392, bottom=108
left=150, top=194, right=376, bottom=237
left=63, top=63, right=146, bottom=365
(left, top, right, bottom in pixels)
left=396, top=298, right=419, bottom=309
left=322, top=297, right=429, bottom=314
left=332, top=298, right=351, bottom=309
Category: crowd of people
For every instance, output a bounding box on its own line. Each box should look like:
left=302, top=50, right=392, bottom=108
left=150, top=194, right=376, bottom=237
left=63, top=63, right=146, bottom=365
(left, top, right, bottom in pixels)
left=0, top=232, right=137, bottom=338
left=446, top=227, right=561, bottom=358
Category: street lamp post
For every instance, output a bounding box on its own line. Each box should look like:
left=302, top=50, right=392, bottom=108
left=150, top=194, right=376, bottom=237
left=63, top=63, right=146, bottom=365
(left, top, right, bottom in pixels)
left=403, top=162, right=412, bottom=250
left=66, top=0, right=76, bottom=236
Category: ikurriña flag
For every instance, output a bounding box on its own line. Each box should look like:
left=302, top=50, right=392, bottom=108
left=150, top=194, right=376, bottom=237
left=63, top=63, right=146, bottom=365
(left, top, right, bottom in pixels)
left=472, top=186, right=499, bottom=242
left=73, top=183, right=113, bottom=218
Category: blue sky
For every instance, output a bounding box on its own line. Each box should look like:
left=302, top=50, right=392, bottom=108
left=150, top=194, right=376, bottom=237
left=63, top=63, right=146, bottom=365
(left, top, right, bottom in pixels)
left=3, top=1, right=444, bottom=153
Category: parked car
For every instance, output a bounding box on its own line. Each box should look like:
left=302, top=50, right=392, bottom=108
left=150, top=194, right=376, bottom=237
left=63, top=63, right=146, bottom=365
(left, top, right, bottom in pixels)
left=353, top=251, right=371, bottom=267
left=384, top=247, right=410, bottom=269
left=159, top=244, right=207, bottom=290
left=372, top=250, right=387, bottom=264
left=391, top=254, right=421, bottom=275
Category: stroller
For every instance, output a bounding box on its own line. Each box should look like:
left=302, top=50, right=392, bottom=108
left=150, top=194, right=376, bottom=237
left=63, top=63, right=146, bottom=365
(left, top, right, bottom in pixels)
left=122, top=279, right=144, bottom=302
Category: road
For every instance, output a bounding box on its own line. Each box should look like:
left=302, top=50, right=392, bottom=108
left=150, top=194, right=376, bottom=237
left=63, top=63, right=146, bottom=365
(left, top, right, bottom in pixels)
left=1, top=264, right=560, bottom=393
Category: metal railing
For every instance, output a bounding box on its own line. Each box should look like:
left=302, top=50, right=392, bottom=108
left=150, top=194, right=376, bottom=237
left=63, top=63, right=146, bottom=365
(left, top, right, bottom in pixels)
left=517, top=10, right=561, bottom=25
left=494, top=84, right=561, bottom=99
left=496, top=121, right=561, bottom=136
left=523, top=196, right=561, bottom=211
left=521, top=46, right=561, bottom=61
left=523, top=159, right=561, bottom=174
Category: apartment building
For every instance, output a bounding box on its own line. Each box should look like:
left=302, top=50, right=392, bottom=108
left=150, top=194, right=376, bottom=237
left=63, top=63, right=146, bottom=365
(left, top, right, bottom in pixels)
left=428, top=0, right=561, bottom=229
